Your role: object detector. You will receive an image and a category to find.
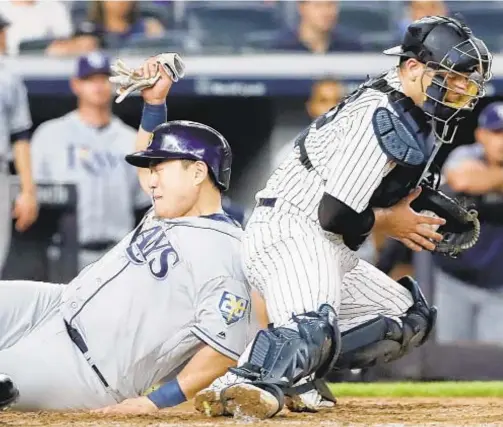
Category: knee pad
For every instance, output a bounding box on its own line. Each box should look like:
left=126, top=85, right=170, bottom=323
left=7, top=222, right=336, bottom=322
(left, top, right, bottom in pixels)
left=230, top=304, right=341, bottom=387
left=333, top=276, right=436, bottom=370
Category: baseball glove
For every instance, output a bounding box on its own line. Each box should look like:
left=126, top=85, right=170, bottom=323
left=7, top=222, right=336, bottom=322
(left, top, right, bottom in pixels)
left=411, top=184, right=481, bottom=257
left=109, top=53, right=186, bottom=104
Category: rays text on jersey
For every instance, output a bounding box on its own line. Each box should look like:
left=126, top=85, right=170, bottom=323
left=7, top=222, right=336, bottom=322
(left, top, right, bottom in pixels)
left=126, top=226, right=181, bottom=280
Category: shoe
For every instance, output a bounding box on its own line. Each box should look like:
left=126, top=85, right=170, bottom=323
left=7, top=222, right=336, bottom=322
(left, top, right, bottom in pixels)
left=0, top=374, right=19, bottom=410
left=194, top=371, right=244, bottom=417
left=285, top=377, right=336, bottom=413
left=221, top=383, right=282, bottom=420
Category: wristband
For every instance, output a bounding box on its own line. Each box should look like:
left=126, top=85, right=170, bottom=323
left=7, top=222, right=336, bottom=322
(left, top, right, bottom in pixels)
left=140, top=102, right=167, bottom=133
left=147, top=379, right=186, bottom=409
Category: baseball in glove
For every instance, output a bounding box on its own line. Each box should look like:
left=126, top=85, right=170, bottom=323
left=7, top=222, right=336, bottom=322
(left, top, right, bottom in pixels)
left=411, top=184, right=481, bottom=257
left=109, top=53, right=186, bottom=104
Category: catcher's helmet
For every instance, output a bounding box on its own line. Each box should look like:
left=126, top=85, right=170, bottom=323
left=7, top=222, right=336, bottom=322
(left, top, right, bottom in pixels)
left=384, top=16, right=492, bottom=142
left=125, top=120, right=232, bottom=191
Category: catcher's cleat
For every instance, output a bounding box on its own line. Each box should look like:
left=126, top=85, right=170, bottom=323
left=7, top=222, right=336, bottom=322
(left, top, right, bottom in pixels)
left=221, top=383, right=283, bottom=420
left=284, top=378, right=337, bottom=413
left=0, top=374, right=19, bottom=410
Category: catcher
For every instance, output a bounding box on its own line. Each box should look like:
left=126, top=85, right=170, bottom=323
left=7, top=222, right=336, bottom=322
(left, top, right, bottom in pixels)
left=194, top=15, right=490, bottom=419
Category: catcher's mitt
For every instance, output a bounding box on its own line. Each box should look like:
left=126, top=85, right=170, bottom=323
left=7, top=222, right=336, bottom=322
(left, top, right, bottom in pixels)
left=109, top=53, right=186, bottom=104
left=411, top=184, right=480, bottom=257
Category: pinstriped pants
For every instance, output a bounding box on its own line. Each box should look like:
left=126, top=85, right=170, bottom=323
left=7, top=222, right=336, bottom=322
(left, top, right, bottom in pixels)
left=242, top=206, right=413, bottom=332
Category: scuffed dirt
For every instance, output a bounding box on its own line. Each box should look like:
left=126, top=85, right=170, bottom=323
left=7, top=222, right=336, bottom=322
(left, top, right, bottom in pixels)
left=1, top=397, right=503, bottom=426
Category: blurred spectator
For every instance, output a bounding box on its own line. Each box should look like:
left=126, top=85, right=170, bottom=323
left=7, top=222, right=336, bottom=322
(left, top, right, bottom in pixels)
left=48, top=1, right=165, bottom=56
left=433, top=102, right=503, bottom=344
left=271, top=0, right=363, bottom=53
left=0, top=0, right=73, bottom=56
left=306, top=78, right=345, bottom=119
left=397, top=0, right=447, bottom=39
left=30, top=52, right=150, bottom=270
left=0, top=12, right=39, bottom=278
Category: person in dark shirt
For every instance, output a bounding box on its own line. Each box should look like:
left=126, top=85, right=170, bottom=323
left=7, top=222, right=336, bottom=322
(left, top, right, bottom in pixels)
left=272, top=0, right=362, bottom=53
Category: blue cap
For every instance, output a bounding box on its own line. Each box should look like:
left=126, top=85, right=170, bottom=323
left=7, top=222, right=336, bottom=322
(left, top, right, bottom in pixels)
left=478, top=102, right=503, bottom=132
left=76, top=51, right=111, bottom=79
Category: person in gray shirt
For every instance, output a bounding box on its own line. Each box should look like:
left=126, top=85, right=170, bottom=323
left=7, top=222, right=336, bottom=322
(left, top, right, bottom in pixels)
left=435, top=101, right=503, bottom=343
left=0, top=62, right=255, bottom=413
left=30, top=52, right=150, bottom=270
left=0, top=13, right=38, bottom=277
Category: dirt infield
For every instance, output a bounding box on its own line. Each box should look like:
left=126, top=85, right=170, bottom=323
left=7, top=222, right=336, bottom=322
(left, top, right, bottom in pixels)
left=1, top=397, right=503, bottom=427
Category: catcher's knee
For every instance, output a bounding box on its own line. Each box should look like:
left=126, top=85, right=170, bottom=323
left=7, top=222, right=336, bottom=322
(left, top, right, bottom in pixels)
left=333, top=276, right=436, bottom=370
left=230, top=304, right=341, bottom=387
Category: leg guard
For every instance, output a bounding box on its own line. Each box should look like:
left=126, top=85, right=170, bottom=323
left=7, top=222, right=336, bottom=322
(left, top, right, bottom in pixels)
left=334, top=276, right=437, bottom=370
left=230, top=304, right=341, bottom=388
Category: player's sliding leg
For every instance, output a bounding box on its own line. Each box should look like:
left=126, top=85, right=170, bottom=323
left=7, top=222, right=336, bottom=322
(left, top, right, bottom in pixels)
left=0, top=281, right=63, bottom=350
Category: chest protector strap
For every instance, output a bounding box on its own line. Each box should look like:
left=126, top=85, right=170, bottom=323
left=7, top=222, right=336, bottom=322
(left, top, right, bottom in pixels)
left=296, top=76, right=433, bottom=171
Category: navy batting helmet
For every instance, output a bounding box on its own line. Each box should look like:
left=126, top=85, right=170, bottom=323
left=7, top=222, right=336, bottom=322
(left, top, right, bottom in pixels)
left=125, top=120, right=232, bottom=191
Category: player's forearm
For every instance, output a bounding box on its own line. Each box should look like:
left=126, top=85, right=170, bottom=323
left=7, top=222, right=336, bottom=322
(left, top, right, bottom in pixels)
left=176, top=348, right=236, bottom=399
left=12, top=140, right=36, bottom=194
left=447, top=167, right=503, bottom=194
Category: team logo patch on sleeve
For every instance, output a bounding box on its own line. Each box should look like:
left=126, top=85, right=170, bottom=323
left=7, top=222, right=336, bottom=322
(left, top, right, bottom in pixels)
left=219, top=291, right=249, bottom=325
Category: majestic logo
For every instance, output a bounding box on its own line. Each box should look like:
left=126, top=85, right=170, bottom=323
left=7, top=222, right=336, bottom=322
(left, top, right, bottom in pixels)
left=125, top=226, right=180, bottom=279
left=218, top=291, right=249, bottom=326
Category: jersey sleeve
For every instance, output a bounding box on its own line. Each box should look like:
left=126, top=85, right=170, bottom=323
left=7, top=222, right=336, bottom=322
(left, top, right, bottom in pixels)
left=8, top=77, right=32, bottom=138
left=191, top=276, right=251, bottom=361
left=324, top=97, right=392, bottom=213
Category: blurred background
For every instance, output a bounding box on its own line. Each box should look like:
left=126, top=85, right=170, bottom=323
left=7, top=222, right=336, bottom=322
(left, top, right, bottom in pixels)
left=2, top=0, right=503, bottom=382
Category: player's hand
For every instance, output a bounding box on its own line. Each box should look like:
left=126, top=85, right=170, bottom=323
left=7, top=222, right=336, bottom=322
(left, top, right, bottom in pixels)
left=12, top=191, right=38, bottom=232
left=91, top=396, right=159, bottom=415
left=137, top=57, right=174, bottom=105
left=378, top=187, right=446, bottom=252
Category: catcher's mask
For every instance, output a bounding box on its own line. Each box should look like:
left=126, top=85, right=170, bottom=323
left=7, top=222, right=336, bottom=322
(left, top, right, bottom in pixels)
left=384, top=16, right=493, bottom=145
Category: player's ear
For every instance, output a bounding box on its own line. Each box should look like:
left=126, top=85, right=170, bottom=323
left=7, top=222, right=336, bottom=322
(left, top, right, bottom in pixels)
left=193, top=161, right=209, bottom=186
left=69, top=77, right=81, bottom=97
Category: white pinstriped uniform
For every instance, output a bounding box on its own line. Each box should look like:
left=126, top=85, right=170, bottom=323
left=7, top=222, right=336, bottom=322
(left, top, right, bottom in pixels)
left=243, top=68, right=414, bottom=332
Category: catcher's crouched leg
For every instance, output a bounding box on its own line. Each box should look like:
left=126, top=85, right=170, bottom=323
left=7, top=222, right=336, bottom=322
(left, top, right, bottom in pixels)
left=334, top=276, right=436, bottom=371
left=220, top=304, right=341, bottom=419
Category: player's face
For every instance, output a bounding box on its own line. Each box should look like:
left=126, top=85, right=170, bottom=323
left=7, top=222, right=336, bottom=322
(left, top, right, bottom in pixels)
left=148, top=160, right=201, bottom=218
left=103, top=0, right=134, bottom=18
left=74, top=74, right=112, bottom=108
left=307, top=81, right=344, bottom=119
left=409, top=0, right=446, bottom=21
left=421, top=68, right=481, bottom=108
left=478, top=128, right=503, bottom=165
left=299, top=0, right=338, bottom=33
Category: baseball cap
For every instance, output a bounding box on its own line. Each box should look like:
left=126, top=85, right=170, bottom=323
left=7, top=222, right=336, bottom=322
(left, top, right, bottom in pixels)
left=76, top=51, right=111, bottom=79
left=478, top=102, right=503, bottom=131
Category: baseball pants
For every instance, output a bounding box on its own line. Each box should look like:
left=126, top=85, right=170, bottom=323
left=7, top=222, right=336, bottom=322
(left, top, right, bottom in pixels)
left=242, top=206, right=414, bottom=331
left=0, top=281, right=116, bottom=410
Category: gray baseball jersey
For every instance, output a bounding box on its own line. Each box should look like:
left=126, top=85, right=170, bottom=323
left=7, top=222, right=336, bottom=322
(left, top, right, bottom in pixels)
left=0, top=64, right=32, bottom=274
left=30, top=111, right=150, bottom=245
left=0, top=210, right=254, bottom=410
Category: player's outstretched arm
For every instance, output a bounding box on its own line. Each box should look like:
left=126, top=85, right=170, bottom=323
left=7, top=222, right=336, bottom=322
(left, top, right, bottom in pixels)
left=91, top=345, right=235, bottom=415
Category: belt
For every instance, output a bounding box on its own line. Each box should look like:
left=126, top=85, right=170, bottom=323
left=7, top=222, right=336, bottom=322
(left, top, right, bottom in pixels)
left=80, top=240, right=116, bottom=251
left=257, top=198, right=277, bottom=208
left=64, top=321, right=114, bottom=395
